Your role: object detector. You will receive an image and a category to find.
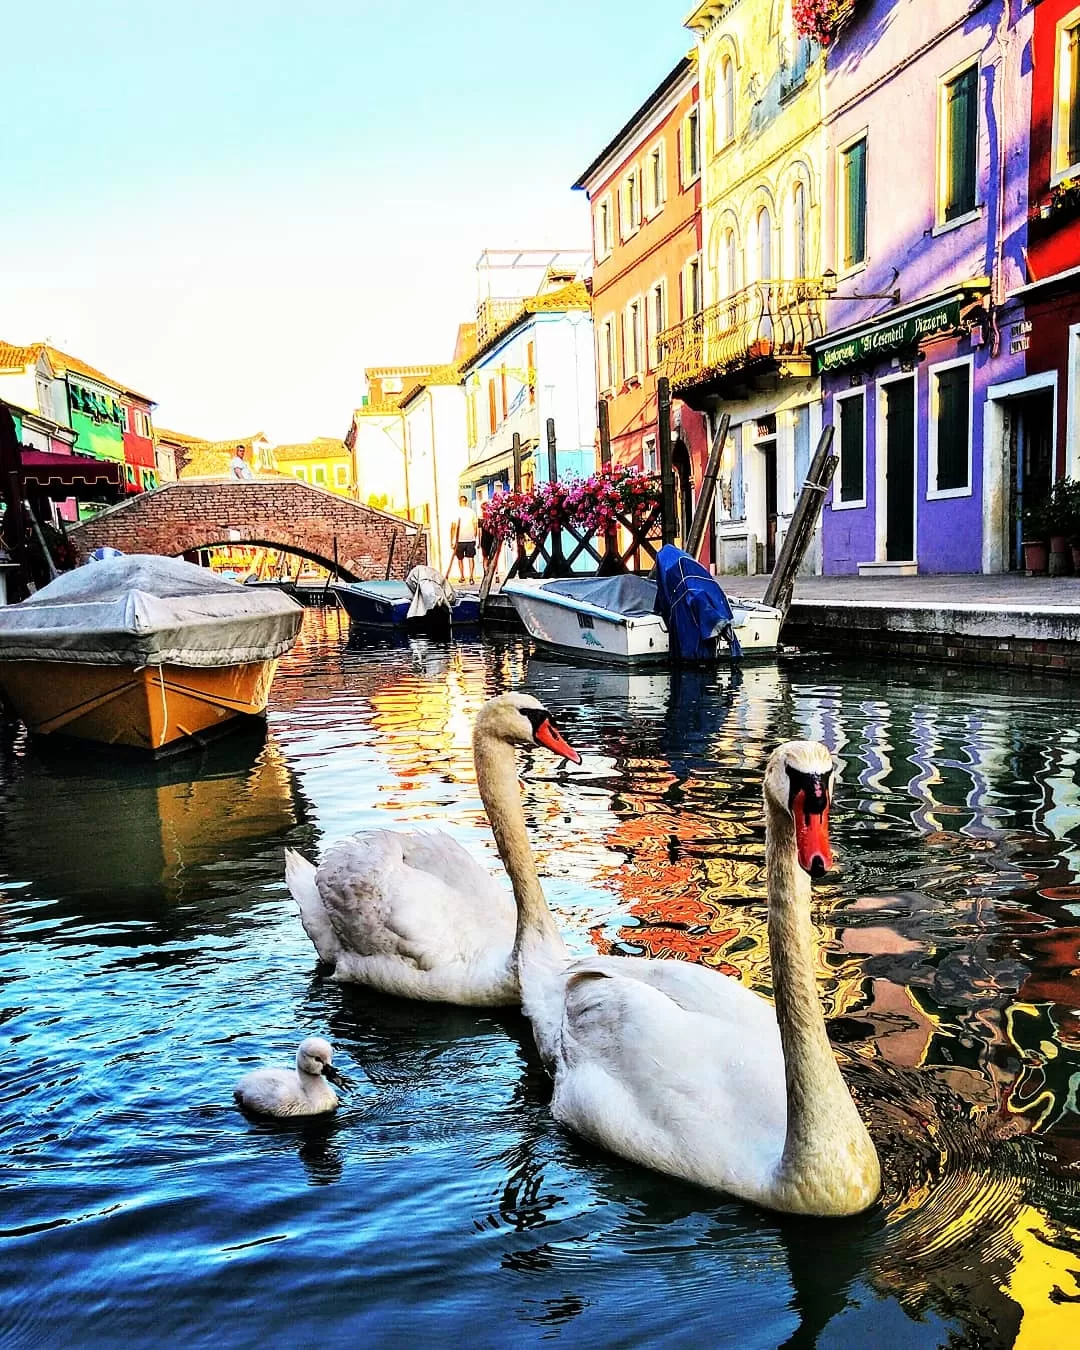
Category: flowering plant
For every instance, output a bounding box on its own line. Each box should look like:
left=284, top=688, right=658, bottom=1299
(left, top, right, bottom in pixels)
left=1030, top=176, right=1080, bottom=225
left=483, top=466, right=663, bottom=543
left=565, top=465, right=662, bottom=534
left=793, top=0, right=857, bottom=47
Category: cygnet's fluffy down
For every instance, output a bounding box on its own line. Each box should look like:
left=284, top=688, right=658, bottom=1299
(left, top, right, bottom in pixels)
left=233, top=1036, right=345, bottom=1118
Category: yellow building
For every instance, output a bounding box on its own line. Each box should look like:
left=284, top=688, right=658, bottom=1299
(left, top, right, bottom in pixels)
left=666, top=0, right=829, bottom=576
left=273, top=437, right=354, bottom=496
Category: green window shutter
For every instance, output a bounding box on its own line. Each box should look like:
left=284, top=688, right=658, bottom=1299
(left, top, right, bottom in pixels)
left=839, top=394, right=865, bottom=503
left=935, top=365, right=969, bottom=491
left=843, top=140, right=867, bottom=269
left=1070, top=28, right=1080, bottom=169
left=945, top=67, right=978, bottom=221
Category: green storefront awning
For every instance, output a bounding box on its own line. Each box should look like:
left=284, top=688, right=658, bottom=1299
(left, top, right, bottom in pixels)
left=810, top=295, right=967, bottom=376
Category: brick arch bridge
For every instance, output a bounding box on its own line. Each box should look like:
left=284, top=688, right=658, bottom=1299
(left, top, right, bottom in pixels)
left=67, top=479, right=427, bottom=580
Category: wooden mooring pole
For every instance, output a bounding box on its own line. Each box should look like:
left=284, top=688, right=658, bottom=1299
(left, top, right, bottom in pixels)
left=763, top=425, right=837, bottom=619
left=684, top=412, right=730, bottom=564
left=546, top=418, right=566, bottom=576
left=598, top=400, right=611, bottom=469
left=657, top=378, right=676, bottom=547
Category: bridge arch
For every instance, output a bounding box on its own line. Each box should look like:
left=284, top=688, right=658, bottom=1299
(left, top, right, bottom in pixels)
left=67, top=479, right=426, bottom=581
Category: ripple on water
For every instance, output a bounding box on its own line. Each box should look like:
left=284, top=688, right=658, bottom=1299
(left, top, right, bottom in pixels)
left=2, top=618, right=1080, bottom=1346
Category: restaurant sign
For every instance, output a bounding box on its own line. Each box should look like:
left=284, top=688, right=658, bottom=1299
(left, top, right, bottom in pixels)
left=812, top=298, right=963, bottom=375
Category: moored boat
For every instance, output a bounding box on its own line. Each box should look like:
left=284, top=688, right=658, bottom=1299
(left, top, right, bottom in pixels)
left=501, top=546, right=782, bottom=666
left=333, top=567, right=480, bottom=635
left=0, top=555, right=303, bottom=753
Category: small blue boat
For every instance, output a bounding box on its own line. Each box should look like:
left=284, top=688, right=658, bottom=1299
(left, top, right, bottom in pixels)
left=332, top=576, right=480, bottom=634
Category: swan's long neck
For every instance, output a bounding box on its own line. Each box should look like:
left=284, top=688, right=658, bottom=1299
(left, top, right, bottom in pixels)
left=474, top=732, right=565, bottom=969
left=766, top=804, right=880, bottom=1211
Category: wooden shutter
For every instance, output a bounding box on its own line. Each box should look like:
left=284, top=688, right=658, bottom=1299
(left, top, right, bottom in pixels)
left=935, top=365, right=969, bottom=491
left=839, top=394, right=864, bottom=503
left=945, top=66, right=978, bottom=221
left=1070, top=28, right=1080, bottom=169
left=843, top=140, right=867, bottom=269
left=488, top=378, right=497, bottom=433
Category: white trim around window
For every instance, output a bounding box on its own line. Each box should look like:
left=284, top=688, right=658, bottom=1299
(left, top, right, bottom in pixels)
left=622, top=295, right=644, bottom=382
left=680, top=106, right=701, bottom=188
left=926, top=353, right=974, bottom=500
left=620, top=166, right=642, bottom=240
left=1053, top=6, right=1080, bottom=184
left=647, top=277, right=668, bottom=370
left=643, top=139, right=666, bottom=218
left=831, top=387, right=867, bottom=510
left=935, top=55, right=981, bottom=228
left=836, top=128, right=869, bottom=279
left=598, top=314, right=616, bottom=393
left=681, top=254, right=703, bottom=318
left=595, top=193, right=614, bottom=262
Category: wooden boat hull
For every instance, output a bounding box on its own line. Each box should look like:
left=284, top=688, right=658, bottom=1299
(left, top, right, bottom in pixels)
left=0, top=659, right=280, bottom=752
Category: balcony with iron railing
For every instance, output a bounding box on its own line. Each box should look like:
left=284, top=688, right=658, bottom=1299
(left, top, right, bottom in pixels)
left=657, top=279, right=827, bottom=392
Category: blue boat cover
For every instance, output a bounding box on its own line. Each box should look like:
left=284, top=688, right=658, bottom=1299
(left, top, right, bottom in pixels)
left=654, top=545, right=742, bottom=662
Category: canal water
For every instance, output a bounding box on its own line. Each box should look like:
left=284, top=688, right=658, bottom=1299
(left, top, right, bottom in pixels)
left=2, top=608, right=1080, bottom=1348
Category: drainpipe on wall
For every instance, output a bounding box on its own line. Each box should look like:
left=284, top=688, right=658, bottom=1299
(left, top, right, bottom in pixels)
left=988, top=0, right=1014, bottom=358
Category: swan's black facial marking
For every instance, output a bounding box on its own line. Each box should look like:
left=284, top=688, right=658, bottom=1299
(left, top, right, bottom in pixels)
left=521, top=706, right=552, bottom=736
left=786, top=765, right=831, bottom=820
left=521, top=705, right=581, bottom=764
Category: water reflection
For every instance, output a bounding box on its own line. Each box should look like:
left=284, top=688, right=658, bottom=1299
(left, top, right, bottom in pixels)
left=4, top=615, right=1080, bottom=1346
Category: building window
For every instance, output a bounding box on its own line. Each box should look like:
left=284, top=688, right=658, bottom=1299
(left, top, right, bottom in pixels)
left=644, top=141, right=665, bottom=217
left=681, top=107, right=700, bottom=186
left=753, top=205, right=773, bottom=281
left=839, top=135, right=867, bottom=271
left=719, top=227, right=738, bottom=297
left=314, top=466, right=327, bottom=485
left=682, top=257, right=703, bottom=319
left=929, top=359, right=972, bottom=496
left=835, top=391, right=865, bottom=506
left=790, top=181, right=807, bottom=277
left=643, top=435, right=657, bottom=474
left=718, top=58, right=735, bottom=149
left=293, top=466, right=307, bottom=481
left=381, top=376, right=403, bottom=394
left=595, top=194, right=614, bottom=261
left=1054, top=16, right=1080, bottom=177
left=623, top=299, right=643, bottom=380
left=648, top=280, right=667, bottom=368
left=599, top=317, right=616, bottom=392
left=940, top=63, right=979, bottom=222
left=335, top=464, right=348, bottom=487
left=620, top=167, right=642, bottom=239
left=488, top=378, right=498, bottom=434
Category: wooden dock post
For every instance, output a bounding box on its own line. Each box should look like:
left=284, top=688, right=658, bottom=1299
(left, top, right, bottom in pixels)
left=598, top=400, right=611, bottom=469
left=546, top=418, right=566, bottom=576
left=684, top=412, right=729, bottom=563
left=512, top=432, right=522, bottom=491
left=763, top=425, right=837, bottom=619
left=657, top=378, right=676, bottom=547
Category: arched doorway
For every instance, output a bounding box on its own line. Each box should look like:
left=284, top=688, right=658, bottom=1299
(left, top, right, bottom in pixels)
left=672, top=438, right=694, bottom=545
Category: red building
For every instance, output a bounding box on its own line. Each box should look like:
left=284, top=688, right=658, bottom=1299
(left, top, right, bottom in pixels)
left=121, top=394, right=158, bottom=494
left=573, top=56, right=713, bottom=562
left=1024, top=0, right=1080, bottom=478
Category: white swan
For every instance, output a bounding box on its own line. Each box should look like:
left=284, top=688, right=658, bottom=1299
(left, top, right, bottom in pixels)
left=234, top=1036, right=345, bottom=1118
left=284, top=693, right=580, bottom=1006
left=475, top=726, right=881, bottom=1218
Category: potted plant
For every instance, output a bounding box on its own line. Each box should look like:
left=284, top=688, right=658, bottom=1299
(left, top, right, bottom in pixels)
left=1020, top=500, right=1050, bottom=575
left=1044, top=478, right=1078, bottom=576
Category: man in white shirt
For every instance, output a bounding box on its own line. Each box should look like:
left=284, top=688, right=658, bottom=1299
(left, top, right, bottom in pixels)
left=450, top=493, right=478, bottom=582
left=230, top=444, right=254, bottom=481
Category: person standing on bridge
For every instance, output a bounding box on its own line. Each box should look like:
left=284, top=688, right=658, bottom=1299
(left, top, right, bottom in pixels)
left=231, top=444, right=254, bottom=481
left=450, top=493, right=477, bottom=584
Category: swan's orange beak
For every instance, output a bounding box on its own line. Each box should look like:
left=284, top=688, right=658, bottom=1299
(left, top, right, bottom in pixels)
left=533, top=717, right=581, bottom=764
left=789, top=773, right=833, bottom=878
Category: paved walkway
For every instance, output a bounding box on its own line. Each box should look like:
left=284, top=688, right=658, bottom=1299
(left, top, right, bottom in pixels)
left=729, top=572, right=1080, bottom=612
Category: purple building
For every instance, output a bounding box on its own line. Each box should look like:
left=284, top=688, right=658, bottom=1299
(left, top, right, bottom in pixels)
left=812, top=0, right=1033, bottom=575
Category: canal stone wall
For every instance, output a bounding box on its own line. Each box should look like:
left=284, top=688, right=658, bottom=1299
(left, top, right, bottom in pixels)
left=67, top=479, right=427, bottom=580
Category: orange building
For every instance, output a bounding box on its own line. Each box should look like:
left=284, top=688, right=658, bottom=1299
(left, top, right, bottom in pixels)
left=573, top=54, right=711, bottom=561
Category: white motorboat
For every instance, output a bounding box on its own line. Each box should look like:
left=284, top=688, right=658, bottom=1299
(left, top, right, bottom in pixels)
left=501, top=568, right=782, bottom=666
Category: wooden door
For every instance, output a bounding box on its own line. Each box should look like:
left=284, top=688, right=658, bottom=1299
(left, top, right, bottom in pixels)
left=885, top=378, right=915, bottom=562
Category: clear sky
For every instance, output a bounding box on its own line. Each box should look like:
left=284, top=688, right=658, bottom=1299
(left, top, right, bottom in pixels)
left=1, top=1, right=692, bottom=442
